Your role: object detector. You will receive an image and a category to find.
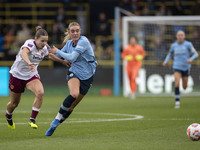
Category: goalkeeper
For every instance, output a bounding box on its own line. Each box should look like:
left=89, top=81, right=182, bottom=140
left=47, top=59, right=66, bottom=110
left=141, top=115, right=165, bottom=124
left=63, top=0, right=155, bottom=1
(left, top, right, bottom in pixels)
left=121, top=36, right=145, bottom=99
left=163, top=30, right=198, bottom=109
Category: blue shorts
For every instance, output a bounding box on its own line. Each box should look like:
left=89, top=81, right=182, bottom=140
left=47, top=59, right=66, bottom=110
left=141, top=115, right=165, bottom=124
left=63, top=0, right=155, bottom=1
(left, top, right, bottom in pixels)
left=67, top=71, right=94, bottom=95
left=173, top=69, right=190, bottom=77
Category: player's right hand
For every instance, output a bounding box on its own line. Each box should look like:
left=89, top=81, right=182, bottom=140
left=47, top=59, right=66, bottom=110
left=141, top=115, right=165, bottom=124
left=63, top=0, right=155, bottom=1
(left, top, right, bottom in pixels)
left=62, top=59, right=71, bottom=68
left=162, top=62, right=166, bottom=66
left=48, top=45, right=58, bottom=54
left=125, top=55, right=133, bottom=61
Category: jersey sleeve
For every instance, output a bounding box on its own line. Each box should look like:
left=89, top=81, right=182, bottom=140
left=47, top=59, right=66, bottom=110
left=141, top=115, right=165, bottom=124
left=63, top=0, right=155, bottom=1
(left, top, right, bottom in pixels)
left=188, top=42, right=199, bottom=61
left=188, top=42, right=196, bottom=53
left=74, top=39, right=87, bottom=54
left=121, top=46, right=129, bottom=59
left=56, top=50, right=79, bottom=62
left=139, top=45, right=146, bottom=58
left=21, top=40, right=35, bottom=52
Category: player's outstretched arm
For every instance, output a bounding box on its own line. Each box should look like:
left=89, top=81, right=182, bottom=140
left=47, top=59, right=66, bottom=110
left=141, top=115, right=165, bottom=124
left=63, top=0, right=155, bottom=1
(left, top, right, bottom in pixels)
left=48, top=45, right=58, bottom=54
left=47, top=53, right=71, bottom=68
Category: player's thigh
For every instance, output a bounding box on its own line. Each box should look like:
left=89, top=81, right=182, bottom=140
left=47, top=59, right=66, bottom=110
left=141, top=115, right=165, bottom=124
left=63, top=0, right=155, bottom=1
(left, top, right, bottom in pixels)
left=9, top=91, right=21, bottom=105
left=26, top=79, right=44, bottom=95
left=174, top=72, right=182, bottom=86
left=68, top=78, right=80, bottom=97
left=132, top=66, right=141, bottom=79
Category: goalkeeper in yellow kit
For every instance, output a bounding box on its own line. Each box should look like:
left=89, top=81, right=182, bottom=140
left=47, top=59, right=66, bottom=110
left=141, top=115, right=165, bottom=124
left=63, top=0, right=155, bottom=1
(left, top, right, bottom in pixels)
left=121, top=36, right=145, bottom=99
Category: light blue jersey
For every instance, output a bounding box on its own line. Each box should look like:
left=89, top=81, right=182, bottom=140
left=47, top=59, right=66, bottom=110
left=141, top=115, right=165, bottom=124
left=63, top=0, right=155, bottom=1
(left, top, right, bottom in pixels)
left=56, top=36, right=97, bottom=80
left=164, top=40, right=198, bottom=71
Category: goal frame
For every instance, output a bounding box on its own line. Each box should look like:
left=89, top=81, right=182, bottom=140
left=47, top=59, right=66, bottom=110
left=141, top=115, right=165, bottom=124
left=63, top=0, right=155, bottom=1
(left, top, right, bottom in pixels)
left=122, top=16, right=200, bottom=97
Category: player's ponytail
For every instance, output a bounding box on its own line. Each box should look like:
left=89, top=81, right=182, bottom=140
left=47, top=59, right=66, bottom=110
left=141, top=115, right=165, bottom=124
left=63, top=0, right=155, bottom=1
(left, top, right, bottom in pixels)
left=63, top=22, right=81, bottom=44
left=35, top=25, right=48, bottom=38
left=63, top=30, right=70, bottom=44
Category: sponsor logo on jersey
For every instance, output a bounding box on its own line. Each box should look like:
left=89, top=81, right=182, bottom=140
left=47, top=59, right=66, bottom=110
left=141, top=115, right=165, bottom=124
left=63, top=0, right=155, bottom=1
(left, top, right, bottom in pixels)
left=28, top=44, right=33, bottom=48
left=10, top=84, right=14, bottom=90
left=76, top=45, right=83, bottom=49
left=32, top=55, right=43, bottom=60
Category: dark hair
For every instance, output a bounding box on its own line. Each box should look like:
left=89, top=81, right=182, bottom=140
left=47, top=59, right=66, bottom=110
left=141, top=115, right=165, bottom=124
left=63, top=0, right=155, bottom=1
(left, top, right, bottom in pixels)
left=35, top=26, right=48, bottom=38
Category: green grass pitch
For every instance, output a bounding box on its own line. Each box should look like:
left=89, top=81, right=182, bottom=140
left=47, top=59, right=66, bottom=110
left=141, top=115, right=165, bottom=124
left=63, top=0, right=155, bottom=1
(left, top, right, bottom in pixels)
left=0, top=94, right=200, bottom=150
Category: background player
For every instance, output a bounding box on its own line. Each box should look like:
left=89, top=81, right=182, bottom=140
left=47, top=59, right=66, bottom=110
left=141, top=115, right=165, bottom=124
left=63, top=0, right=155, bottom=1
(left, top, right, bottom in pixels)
left=5, top=26, right=70, bottom=130
left=121, top=36, right=145, bottom=99
left=163, top=30, right=198, bottom=108
left=45, top=22, right=97, bottom=136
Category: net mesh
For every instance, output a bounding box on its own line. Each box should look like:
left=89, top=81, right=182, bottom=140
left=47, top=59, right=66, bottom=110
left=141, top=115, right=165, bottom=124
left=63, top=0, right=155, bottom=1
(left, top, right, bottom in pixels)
left=122, top=16, right=200, bottom=96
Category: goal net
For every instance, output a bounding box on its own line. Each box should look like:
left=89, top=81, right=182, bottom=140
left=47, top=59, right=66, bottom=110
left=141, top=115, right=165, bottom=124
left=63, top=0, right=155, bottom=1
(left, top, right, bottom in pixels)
left=122, top=16, right=200, bottom=96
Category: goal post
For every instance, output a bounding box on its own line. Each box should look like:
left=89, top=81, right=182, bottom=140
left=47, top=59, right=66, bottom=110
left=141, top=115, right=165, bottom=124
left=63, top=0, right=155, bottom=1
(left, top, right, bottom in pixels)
left=122, top=16, right=200, bottom=96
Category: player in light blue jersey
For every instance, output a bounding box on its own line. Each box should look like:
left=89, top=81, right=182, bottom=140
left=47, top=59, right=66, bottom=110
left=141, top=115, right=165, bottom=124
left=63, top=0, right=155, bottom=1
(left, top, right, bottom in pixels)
left=46, top=22, right=97, bottom=136
left=163, top=30, right=198, bottom=108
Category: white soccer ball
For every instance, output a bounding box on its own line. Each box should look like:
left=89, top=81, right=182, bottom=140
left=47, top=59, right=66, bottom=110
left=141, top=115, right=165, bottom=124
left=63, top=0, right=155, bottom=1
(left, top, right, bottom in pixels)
left=187, top=123, right=200, bottom=141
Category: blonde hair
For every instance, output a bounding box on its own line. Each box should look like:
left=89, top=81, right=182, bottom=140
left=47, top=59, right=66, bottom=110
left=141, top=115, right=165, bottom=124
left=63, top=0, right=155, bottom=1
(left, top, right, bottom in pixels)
left=35, top=26, right=48, bottom=38
left=63, top=22, right=81, bottom=44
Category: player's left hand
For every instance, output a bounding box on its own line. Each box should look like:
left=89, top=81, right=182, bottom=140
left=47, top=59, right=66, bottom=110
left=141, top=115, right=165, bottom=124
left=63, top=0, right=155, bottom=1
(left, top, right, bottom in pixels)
left=48, top=45, right=58, bottom=54
left=135, top=54, right=143, bottom=61
left=62, top=59, right=71, bottom=68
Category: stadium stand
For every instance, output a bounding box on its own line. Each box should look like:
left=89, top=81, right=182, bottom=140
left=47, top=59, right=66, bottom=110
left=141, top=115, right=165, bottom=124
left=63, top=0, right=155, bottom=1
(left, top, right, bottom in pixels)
left=0, top=2, right=89, bottom=67
left=0, top=0, right=198, bottom=67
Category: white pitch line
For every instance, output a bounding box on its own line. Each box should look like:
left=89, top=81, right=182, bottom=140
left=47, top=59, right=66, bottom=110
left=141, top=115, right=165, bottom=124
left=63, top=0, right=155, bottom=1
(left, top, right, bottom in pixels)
left=0, top=112, right=144, bottom=125
left=144, top=118, right=199, bottom=121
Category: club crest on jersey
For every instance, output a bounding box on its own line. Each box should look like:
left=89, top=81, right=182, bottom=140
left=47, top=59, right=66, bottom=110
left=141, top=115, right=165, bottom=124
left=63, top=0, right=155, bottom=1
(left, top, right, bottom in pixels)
left=28, top=43, right=33, bottom=48
left=10, top=84, right=14, bottom=90
left=69, top=73, right=74, bottom=77
left=41, top=52, right=44, bottom=56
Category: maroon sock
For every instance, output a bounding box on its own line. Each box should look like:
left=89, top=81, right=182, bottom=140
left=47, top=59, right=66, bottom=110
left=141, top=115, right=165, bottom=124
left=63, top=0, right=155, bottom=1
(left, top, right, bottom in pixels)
left=5, top=111, right=12, bottom=120
left=30, top=107, right=40, bottom=120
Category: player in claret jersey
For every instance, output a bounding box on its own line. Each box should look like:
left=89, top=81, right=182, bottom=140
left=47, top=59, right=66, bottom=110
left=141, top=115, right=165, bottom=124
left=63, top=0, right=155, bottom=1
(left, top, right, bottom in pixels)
left=5, top=26, right=70, bottom=130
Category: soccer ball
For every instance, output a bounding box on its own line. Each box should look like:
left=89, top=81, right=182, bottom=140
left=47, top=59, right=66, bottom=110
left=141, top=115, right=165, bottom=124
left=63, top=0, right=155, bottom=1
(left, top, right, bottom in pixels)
left=186, top=123, right=200, bottom=141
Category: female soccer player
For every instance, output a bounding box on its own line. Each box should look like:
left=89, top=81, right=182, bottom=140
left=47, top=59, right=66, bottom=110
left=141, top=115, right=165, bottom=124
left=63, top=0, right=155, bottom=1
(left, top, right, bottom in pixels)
left=121, top=36, right=145, bottom=99
left=45, top=22, right=97, bottom=136
left=5, top=26, right=70, bottom=130
left=163, top=30, right=198, bottom=108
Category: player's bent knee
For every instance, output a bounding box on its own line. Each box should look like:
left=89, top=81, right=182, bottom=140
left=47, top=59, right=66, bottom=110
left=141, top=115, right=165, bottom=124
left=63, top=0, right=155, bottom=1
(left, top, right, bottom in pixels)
left=9, top=102, right=19, bottom=108
left=70, top=93, right=79, bottom=99
left=36, top=90, right=44, bottom=99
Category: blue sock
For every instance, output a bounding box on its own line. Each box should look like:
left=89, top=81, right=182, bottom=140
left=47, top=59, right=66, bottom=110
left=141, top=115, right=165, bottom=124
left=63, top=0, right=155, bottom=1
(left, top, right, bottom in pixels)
left=59, top=95, right=76, bottom=114
left=60, top=111, right=72, bottom=123
left=175, top=87, right=180, bottom=102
